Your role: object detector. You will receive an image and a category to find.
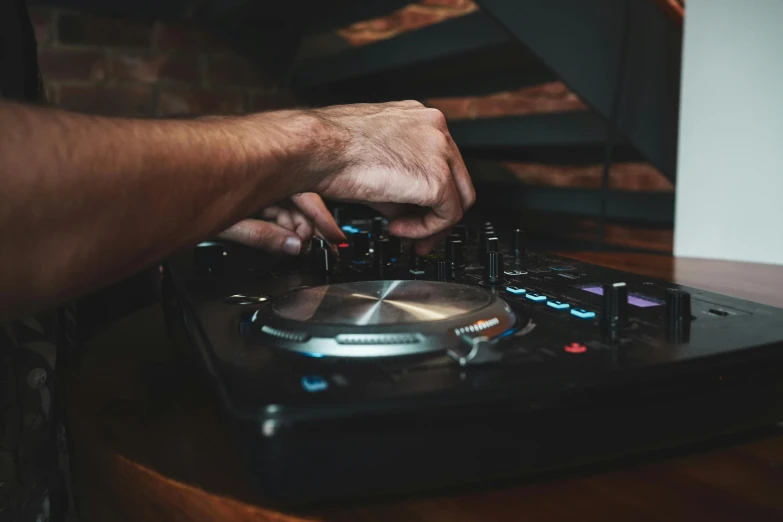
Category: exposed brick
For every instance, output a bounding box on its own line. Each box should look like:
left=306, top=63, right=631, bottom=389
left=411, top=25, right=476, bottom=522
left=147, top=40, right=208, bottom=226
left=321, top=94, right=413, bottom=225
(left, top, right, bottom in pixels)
left=157, top=88, right=246, bottom=117
left=501, top=162, right=673, bottom=192
left=203, top=55, right=274, bottom=89
left=57, top=85, right=153, bottom=116
left=58, top=13, right=153, bottom=48
left=338, top=2, right=477, bottom=46
left=154, top=23, right=228, bottom=53
left=110, top=53, right=200, bottom=84
left=420, top=0, right=476, bottom=7
left=249, top=91, right=303, bottom=112
left=427, top=83, right=587, bottom=120
left=38, top=49, right=107, bottom=82
left=28, top=9, right=52, bottom=46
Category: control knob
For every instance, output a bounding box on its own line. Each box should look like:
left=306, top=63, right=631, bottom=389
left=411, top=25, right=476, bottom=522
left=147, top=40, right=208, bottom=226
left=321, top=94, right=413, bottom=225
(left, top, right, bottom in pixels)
left=511, top=228, right=527, bottom=258
left=374, top=238, right=390, bottom=272
left=484, top=252, right=504, bottom=285
left=601, top=282, right=629, bottom=334
left=194, top=241, right=225, bottom=274
left=665, top=288, right=692, bottom=343
left=313, top=247, right=332, bottom=275
left=371, top=216, right=386, bottom=238
left=485, top=236, right=499, bottom=253
left=353, top=233, right=370, bottom=259
left=452, top=224, right=468, bottom=243
left=447, top=239, right=464, bottom=269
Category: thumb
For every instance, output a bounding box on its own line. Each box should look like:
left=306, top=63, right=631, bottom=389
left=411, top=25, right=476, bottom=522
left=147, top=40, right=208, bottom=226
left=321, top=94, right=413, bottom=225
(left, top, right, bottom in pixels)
left=217, top=219, right=302, bottom=255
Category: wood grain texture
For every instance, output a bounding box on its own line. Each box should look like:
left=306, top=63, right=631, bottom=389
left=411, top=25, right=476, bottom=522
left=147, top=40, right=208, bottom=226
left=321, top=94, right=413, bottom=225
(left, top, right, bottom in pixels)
left=66, top=253, right=783, bottom=522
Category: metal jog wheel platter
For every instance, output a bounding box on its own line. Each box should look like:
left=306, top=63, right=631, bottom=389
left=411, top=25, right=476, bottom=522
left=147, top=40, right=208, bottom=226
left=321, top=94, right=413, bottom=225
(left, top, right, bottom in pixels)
left=245, top=280, right=520, bottom=359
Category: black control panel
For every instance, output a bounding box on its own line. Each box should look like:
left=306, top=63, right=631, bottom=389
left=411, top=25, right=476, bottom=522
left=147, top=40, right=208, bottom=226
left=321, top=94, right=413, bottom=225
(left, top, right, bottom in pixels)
left=164, top=214, right=783, bottom=505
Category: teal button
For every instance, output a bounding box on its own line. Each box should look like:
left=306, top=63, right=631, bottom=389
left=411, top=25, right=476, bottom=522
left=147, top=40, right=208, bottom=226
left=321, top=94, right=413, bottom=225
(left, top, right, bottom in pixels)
left=547, top=300, right=570, bottom=310
left=571, top=308, right=596, bottom=319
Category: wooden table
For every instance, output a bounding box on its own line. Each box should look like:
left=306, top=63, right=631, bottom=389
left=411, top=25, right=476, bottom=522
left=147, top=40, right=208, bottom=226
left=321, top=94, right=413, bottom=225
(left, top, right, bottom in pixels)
left=65, top=253, right=783, bottom=522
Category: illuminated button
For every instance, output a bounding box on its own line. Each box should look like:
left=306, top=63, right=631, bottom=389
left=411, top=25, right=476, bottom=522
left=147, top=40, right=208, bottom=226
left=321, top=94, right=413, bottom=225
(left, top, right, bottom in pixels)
left=546, top=300, right=570, bottom=310
left=525, top=293, right=547, bottom=302
left=505, top=286, right=526, bottom=295
left=301, top=375, right=328, bottom=392
left=409, top=269, right=425, bottom=275
left=550, top=265, right=575, bottom=271
left=504, top=270, right=528, bottom=276
left=564, top=342, right=588, bottom=354
left=571, top=308, right=596, bottom=319
left=340, top=225, right=360, bottom=234
left=337, top=242, right=350, bottom=248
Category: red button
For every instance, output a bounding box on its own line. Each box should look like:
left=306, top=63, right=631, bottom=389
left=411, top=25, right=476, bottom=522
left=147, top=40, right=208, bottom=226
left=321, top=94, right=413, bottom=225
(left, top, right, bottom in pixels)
left=564, top=342, right=587, bottom=354
left=338, top=243, right=350, bottom=248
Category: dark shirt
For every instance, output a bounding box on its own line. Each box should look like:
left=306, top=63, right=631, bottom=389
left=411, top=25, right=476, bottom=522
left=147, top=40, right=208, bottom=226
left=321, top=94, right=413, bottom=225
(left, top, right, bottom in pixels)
left=0, top=0, right=41, bottom=102
left=1, top=2, right=67, bottom=521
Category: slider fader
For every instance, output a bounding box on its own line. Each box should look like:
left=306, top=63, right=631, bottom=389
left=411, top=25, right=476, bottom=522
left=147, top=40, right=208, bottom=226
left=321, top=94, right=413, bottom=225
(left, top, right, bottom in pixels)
left=164, top=214, right=783, bottom=505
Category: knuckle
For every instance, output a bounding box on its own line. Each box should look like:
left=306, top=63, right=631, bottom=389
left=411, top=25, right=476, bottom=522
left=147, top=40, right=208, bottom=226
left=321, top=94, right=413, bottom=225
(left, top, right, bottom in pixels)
left=424, top=108, right=448, bottom=129
left=425, top=129, right=449, bottom=153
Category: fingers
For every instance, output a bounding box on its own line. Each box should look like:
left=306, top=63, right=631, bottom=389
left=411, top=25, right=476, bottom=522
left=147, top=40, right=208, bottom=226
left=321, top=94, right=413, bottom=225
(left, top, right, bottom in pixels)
left=218, top=219, right=302, bottom=255
left=446, top=134, right=476, bottom=211
left=387, top=169, right=462, bottom=240
left=291, top=193, right=346, bottom=242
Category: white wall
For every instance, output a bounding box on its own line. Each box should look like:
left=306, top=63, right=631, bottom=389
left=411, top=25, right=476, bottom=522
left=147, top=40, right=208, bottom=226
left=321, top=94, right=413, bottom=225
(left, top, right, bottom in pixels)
left=674, top=0, right=783, bottom=265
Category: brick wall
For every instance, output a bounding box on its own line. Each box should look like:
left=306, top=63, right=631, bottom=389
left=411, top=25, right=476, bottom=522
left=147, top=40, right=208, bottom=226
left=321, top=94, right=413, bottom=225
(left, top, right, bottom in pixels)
left=29, top=7, right=298, bottom=117
left=28, top=3, right=675, bottom=252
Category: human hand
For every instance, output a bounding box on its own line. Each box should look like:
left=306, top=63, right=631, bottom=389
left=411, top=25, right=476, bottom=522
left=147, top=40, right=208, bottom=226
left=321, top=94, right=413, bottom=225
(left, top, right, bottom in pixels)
left=217, top=193, right=344, bottom=255
left=308, top=101, right=475, bottom=254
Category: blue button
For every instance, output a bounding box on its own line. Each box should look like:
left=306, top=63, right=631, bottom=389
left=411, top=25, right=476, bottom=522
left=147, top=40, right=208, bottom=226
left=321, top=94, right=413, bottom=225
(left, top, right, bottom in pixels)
left=340, top=225, right=360, bottom=234
left=571, top=308, right=596, bottom=319
left=526, top=293, right=547, bottom=302
left=550, top=265, right=575, bottom=271
left=301, top=375, right=328, bottom=392
left=547, top=300, right=571, bottom=310
left=506, top=286, right=526, bottom=295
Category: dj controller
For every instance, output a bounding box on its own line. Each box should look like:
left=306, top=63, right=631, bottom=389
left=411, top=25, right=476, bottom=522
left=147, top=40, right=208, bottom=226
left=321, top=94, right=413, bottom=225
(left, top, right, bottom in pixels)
left=164, top=214, right=783, bottom=505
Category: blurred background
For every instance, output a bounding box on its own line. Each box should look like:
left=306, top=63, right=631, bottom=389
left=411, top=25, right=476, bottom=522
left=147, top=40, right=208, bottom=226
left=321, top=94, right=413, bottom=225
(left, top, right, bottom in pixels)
left=27, top=0, right=684, bottom=253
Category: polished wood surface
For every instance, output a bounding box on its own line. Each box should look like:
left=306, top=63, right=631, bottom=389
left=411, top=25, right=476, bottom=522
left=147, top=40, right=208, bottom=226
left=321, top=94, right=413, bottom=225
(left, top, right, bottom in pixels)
left=66, top=253, right=783, bottom=522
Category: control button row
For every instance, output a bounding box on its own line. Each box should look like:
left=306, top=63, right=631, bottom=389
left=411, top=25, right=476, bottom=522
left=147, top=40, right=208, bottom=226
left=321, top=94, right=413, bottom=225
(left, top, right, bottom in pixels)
left=504, top=286, right=596, bottom=320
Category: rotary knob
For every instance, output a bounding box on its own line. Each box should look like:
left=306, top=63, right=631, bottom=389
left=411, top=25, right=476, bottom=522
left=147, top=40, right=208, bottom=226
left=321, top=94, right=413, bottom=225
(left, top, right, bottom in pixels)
left=511, top=228, right=527, bottom=258
left=485, top=236, right=499, bottom=253
left=353, top=233, right=370, bottom=260
left=310, top=237, right=326, bottom=260
left=436, top=260, right=451, bottom=282
left=452, top=224, right=468, bottom=243
left=483, top=252, right=504, bottom=285
left=445, top=234, right=460, bottom=253
left=194, top=241, right=225, bottom=274
left=447, top=239, right=464, bottom=269
left=374, top=238, right=390, bottom=272
left=371, top=216, right=386, bottom=238
left=601, top=282, right=629, bottom=331
left=478, top=231, right=496, bottom=261
left=388, top=236, right=402, bottom=259
left=313, top=247, right=332, bottom=275
left=665, top=288, right=692, bottom=343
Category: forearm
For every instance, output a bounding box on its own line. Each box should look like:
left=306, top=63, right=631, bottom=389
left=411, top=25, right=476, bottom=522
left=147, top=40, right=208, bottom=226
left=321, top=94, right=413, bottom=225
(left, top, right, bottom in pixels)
left=0, top=101, right=326, bottom=319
